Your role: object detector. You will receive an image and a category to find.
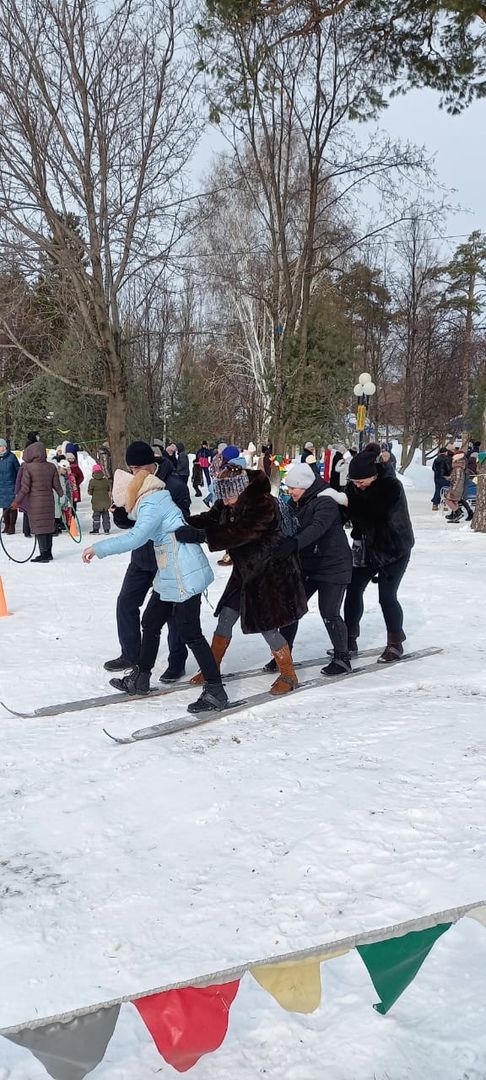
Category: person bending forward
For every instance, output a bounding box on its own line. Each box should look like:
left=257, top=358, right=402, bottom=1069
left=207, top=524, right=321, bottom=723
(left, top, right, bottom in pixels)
left=82, top=470, right=228, bottom=713
left=175, top=464, right=308, bottom=695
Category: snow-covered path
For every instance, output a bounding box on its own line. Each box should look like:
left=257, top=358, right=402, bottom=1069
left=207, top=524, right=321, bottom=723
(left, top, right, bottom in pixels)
left=1, top=482, right=486, bottom=1078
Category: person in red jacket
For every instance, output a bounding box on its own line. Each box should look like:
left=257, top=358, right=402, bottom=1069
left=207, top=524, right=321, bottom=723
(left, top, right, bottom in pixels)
left=66, top=453, right=84, bottom=507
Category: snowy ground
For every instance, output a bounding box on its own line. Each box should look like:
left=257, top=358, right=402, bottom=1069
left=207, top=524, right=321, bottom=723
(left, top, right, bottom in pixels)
left=1, top=466, right=486, bottom=1079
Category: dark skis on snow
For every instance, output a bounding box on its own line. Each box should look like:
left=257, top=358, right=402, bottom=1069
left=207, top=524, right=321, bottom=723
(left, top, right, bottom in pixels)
left=0, top=648, right=385, bottom=719
left=103, top=647, right=443, bottom=744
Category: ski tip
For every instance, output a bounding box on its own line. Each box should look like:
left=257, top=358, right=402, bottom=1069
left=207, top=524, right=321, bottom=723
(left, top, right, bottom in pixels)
left=102, top=727, right=132, bottom=744
left=0, top=700, right=30, bottom=718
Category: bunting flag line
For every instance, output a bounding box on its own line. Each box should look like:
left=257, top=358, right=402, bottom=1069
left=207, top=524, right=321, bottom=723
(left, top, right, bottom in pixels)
left=5, top=1006, right=120, bottom=1080
left=250, top=949, right=349, bottom=1014
left=134, top=981, right=240, bottom=1073
left=466, top=904, right=486, bottom=928
left=1, top=898, right=485, bottom=1079
left=357, top=923, right=452, bottom=1014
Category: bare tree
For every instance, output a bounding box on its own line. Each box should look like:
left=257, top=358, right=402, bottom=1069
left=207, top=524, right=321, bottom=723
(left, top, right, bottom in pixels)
left=388, top=216, right=463, bottom=470
left=0, top=0, right=198, bottom=467
left=197, top=9, right=429, bottom=450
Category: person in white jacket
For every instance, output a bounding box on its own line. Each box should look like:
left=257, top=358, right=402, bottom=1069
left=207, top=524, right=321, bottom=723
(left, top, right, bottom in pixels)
left=335, top=450, right=354, bottom=488
left=242, top=442, right=258, bottom=469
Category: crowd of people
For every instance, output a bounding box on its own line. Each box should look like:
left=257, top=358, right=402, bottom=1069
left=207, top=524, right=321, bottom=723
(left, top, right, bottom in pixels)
left=1, top=428, right=480, bottom=715
left=80, top=435, right=415, bottom=714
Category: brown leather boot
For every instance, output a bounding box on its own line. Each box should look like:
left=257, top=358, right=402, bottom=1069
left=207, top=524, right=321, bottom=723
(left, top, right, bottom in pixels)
left=270, top=645, right=298, bottom=695
left=190, top=634, right=231, bottom=686
left=378, top=630, right=406, bottom=664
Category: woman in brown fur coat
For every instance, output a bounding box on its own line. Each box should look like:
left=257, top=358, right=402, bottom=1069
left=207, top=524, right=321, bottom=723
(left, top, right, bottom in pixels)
left=175, top=464, right=308, bottom=694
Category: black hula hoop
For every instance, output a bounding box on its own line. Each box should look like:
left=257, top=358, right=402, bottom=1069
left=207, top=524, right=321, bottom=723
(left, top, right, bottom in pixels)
left=0, top=512, right=38, bottom=563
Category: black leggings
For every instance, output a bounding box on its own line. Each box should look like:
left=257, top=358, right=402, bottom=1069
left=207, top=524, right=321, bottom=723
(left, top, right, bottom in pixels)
left=344, top=556, right=410, bottom=642
left=281, top=580, right=348, bottom=656
left=139, top=592, right=221, bottom=683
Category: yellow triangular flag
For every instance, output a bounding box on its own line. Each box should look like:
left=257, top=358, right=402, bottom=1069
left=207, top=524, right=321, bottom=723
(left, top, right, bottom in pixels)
left=466, top=905, right=486, bottom=927
left=250, top=949, right=348, bottom=1014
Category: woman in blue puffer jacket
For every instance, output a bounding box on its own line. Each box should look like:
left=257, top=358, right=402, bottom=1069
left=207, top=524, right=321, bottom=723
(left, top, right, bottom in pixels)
left=0, top=439, right=20, bottom=534
left=82, top=469, right=228, bottom=713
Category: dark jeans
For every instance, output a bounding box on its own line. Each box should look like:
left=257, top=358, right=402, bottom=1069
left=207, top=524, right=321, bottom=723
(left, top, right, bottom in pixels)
left=344, top=555, right=410, bottom=642
left=203, top=467, right=210, bottom=487
left=37, top=533, right=53, bottom=558
left=140, top=591, right=221, bottom=683
left=432, top=478, right=449, bottom=506
left=116, top=562, right=188, bottom=670
left=92, top=509, right=111, bottom=532
left=281, top=580, right=348, bottom=656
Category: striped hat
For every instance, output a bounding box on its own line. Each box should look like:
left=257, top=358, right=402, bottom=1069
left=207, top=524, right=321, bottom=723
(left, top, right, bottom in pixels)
left=213, top=464, right=249, bottom=502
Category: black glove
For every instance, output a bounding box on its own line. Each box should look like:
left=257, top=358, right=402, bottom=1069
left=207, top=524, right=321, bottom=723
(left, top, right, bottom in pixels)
left=273, top=536, right=298, bottom=561
left=175, top=525, right=206, bottom=544
left=113, top=506, right=133, bottom=530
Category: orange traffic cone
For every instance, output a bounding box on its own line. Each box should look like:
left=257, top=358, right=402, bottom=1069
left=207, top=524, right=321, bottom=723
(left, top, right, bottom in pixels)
left=69, top=514, right=80, bottom=540
left=0, top=576, right=12, bottom=617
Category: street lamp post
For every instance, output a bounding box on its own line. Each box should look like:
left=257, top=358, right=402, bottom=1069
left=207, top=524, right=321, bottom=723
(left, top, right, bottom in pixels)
left=353, top=372, right=376, bottom=451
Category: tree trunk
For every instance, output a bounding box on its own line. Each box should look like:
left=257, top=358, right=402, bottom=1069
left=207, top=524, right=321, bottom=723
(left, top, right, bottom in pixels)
left=106, top=388, right=127, bottom=473
left=399, top=432, right=420, bottom=472
left=0, top=380, right=8, bottom=437
left=461, top=270, right=475, bottom=434
left=472, top=466, right=486, bottom=532
left=472, top=404, right=486, bottom=532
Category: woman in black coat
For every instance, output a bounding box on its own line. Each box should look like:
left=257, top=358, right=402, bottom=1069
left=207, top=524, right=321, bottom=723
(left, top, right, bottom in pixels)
left=344, top=450, right=415, bottom=662
left=270, top=462, right=353, bottom=675
left=175, top=465, right=308, bottom=694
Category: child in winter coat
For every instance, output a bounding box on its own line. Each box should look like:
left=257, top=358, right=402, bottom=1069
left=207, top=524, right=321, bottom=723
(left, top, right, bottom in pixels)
left=59, top=460, right=78, bottom=524
left=54, top=460, right=75, bottom=531
left=66, top=453, right=84, bottom=506
left=88, top=464, right=111, bottom=534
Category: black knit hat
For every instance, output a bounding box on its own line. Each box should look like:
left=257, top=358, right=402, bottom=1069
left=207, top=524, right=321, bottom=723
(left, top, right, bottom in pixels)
left=348, top=450, right=379, bottom=480
left=125, top=440, right=156, bottom=467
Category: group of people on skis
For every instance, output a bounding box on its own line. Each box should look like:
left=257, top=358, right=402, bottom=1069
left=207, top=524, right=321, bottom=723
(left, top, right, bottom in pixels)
left=83, top=438, right=415, bottom=715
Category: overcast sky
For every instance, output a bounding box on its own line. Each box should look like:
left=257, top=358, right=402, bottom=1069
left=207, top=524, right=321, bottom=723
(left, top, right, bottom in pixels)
left=377, top=88, right=485, bottom=247
left=193, top=87, right=485, bottom=261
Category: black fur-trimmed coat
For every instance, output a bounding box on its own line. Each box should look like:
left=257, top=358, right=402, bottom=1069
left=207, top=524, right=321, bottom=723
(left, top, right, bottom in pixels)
left=345, top=469, right=415, bottom=570
left=189, top=470, right=308, bottom=634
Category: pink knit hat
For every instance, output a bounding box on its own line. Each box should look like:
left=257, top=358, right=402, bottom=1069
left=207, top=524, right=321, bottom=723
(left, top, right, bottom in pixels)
left=92, top=463, right=103, bottom=473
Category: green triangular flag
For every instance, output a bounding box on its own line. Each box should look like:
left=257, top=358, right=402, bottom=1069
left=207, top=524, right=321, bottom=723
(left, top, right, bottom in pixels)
left=357, top=922, right=451, bottom=1014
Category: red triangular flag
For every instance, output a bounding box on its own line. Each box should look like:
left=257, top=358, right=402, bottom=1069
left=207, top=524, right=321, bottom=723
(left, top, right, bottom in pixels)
left=134, top=980, right=240, bottom=1072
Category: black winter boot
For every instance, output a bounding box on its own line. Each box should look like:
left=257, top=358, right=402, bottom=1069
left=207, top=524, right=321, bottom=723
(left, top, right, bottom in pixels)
left=262, top=658, right=278, bottom=673
left=321, top=656, right=352, bottom=677
left=159, top=667, right=186, bottom=683
left=109, top=667, right=151, bottom=694
left=104, top=655, right=138, bottom=672
left=187, top=682, right=229, bottom=713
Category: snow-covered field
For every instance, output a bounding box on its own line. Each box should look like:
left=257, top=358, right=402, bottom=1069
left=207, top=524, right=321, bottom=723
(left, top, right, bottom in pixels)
left=1, top=465, right=486, bottom=1079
